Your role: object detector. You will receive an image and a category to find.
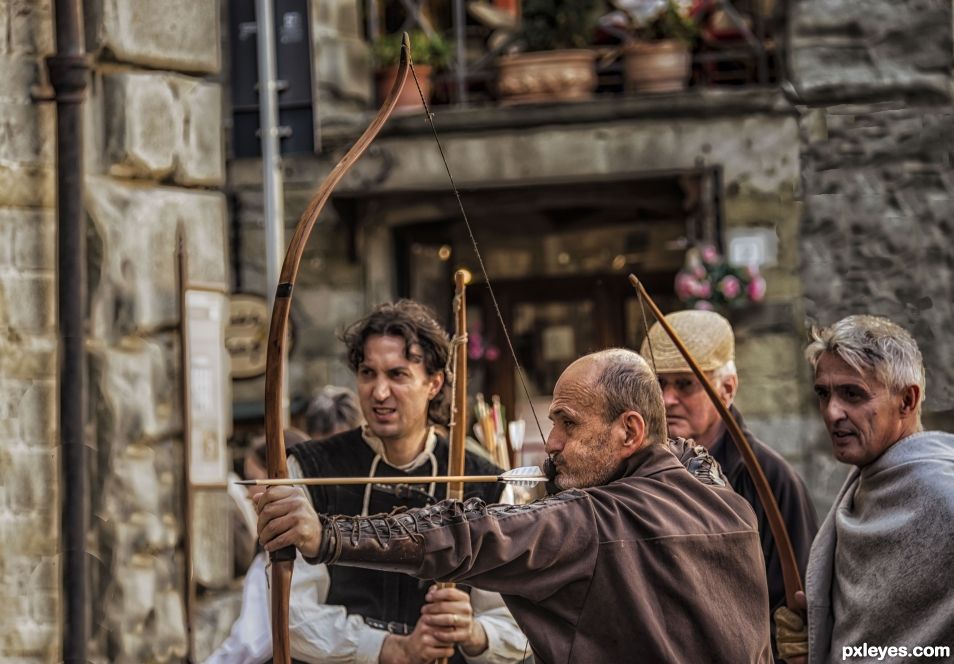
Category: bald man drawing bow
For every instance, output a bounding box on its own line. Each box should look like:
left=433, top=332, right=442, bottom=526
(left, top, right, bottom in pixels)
left=256, top=349, right=773, bottom=663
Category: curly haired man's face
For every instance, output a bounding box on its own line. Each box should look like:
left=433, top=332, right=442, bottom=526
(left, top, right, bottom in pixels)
left=356, top=335, right=442, bottom=449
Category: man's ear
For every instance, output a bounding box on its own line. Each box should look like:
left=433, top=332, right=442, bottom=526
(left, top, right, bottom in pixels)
left=899, top=384, right=920, bottom=417
left=427, top=370, right=445, bottom=400
left=721, top=373, right=739, bottom=407
left=620, top=411, right=647, bottom=455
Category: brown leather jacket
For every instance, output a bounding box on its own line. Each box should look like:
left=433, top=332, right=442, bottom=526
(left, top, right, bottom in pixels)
left=313, top=442, right=772, bottom=664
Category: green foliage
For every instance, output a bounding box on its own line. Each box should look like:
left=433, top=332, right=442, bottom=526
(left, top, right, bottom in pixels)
left=520, top=0, right=602, bottom=52
left=371, top=30, right=452, bottom=70
left=638, top=2, right=697, bottom=43
left=623, top=0, right=698, bottom=45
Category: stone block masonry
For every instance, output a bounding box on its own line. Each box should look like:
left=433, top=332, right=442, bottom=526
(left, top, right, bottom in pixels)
left=791, top=0, right=954, bottom=509
left=0, top=0, right=60, bottom=660
left=3, top=0, right=231, bottom=660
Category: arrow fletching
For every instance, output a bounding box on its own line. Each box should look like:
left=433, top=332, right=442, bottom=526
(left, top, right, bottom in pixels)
left=499, top=465, right=548, bottom=487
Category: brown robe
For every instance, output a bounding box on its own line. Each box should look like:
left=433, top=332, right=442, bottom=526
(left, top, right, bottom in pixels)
left=313, top=442, right=772, bottom=664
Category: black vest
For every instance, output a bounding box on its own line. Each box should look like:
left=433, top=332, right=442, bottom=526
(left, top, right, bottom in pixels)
left=289, top=428, right=504, bottom=628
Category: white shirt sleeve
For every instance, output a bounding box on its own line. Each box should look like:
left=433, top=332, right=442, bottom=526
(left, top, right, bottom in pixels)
left=288, top=561, right=389, bottom=664
left=202, top=554, right=271, bottom=664
left=465, top=587, right=531, bottom=664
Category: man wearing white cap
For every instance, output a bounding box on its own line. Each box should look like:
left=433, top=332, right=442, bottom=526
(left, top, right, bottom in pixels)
left=641, top=310, right=817, bottom=663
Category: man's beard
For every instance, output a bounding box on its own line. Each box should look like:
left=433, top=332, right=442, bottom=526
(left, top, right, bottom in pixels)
left=548, top=428, right=622, bottom=491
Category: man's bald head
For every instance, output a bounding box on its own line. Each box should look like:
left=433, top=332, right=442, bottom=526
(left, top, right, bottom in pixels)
left=570, top=349, right=668, bottom=446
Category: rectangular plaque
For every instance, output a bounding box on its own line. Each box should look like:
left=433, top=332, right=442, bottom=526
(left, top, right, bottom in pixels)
left=185, top=289, right=230, bottom=486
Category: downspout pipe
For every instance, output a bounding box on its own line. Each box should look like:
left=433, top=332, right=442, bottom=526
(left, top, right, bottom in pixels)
left=46, top=0, right=89, bottom=661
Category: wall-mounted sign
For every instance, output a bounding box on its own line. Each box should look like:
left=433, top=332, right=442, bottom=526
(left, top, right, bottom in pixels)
left=226, top=294, right=295, bottom=379
left=226, top=294, right=269, bottom=379
left=185, top=289, right=230, bottom=487
left=727, top=228, right=778, bottom=268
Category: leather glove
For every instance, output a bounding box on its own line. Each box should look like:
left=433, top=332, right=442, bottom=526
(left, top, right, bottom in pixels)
left=774, top=604, right=808, bottom=662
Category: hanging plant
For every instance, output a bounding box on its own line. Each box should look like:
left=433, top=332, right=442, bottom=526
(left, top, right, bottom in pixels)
left=675, top=244, right=766, bottom=310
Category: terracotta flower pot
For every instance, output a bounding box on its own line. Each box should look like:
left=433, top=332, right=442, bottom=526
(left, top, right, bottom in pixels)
left=377, top=63, right=432, bottom=111
left=622, top=39, right=691, bottom=93
left=496, top=49, right=597, bottom=105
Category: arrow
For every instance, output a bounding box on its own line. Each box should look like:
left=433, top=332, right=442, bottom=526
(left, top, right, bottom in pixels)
left=235, top=465, right=549, bottom=488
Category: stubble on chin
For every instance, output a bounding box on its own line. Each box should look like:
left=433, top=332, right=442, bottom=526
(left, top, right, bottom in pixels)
left=554, top=453, right=619, bottom=490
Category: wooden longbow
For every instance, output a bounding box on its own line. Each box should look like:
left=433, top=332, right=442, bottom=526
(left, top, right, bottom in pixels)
left=629, top=274, right=804, bottom=611
left=262, top=35, right=413, bottom=664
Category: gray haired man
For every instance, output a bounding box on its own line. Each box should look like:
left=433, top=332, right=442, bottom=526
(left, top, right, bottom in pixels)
left=641, top=310, right=817, bottom=663
left=776, top=315, right=954, bottom=663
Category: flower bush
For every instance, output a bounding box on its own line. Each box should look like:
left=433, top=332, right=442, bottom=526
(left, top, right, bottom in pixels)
left=675, top=244, right=766, bottom=311
left=608, top=0, right=698, bottom=45
left=468, top=320, right=500, bottom=362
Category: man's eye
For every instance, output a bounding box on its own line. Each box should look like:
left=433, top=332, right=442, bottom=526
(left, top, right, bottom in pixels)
left=676, top=379, right=695, bottom=392
left=814, top=387, right=828, bottom=399
left=842, top=388, right=865, bottom=401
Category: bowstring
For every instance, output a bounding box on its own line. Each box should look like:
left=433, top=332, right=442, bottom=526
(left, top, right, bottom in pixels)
left=638, top=288, right=658, bottom=374
left=408, top=60, right=548, bottom=447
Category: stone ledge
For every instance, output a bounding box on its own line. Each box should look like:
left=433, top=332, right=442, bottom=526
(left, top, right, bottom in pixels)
left=315, top=87, right=797, bottom=145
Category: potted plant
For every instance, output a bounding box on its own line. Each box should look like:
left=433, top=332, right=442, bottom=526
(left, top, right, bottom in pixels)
left=496, top=0, right=602, bottom=105
left=609, top=0, right=698, bottom=93
left=372, top=30, right=451, bottom=109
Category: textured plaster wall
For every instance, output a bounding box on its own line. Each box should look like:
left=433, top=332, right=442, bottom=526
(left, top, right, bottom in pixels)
left=792, top=0, right=954, bottom=509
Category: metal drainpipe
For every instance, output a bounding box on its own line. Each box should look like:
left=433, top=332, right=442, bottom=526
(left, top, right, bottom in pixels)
left=46, top=0, right=90, bottom=661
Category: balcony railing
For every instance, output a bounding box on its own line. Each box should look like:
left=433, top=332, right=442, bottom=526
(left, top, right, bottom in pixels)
left=364, top=0, right=783, bottom=108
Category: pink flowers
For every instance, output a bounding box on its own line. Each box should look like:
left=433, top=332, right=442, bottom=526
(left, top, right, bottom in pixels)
left=747, top=275, right=767, bottom=302
left=675, top=272, right=696, bottom=300
left=468, top=320, right=500, bottom=361
left=674, top=244, right=767, bottom=310
left=718, top=275, right=741, bottom=299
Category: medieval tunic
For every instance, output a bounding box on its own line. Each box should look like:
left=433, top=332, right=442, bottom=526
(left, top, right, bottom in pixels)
left=806, top=431, right=954, bottom=664
left=286, top=427, right=528, bottom=664
left=312, top=441, right=773, bottom=664
left=710, top=407, right=818, bottom=660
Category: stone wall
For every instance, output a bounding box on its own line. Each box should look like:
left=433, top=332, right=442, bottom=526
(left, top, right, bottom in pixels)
left=84, top=1, right=231, bottom=660
left=0, top=0, right=59, bottom=661
left=791, top=0, right=954, bottom=507
left=1, top=0, right=230, bottom=661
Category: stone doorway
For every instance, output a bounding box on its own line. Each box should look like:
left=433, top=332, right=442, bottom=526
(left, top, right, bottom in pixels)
left=383, top=170, right=719, bottom=454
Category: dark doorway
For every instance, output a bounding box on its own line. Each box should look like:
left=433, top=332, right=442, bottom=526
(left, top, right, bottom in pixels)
left=383, top=170, right=721, bottom=460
